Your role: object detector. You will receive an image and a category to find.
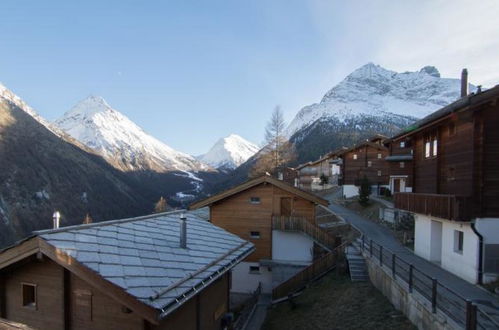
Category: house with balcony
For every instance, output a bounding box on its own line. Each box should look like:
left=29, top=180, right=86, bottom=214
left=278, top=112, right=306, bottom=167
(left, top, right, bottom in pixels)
left=339, top=135, right=390, bottom=198
left=394, top=79, right=499, bottom=284
left=189, top=175, right=333, bottom=295
left=296, top=148, right=346, bottom=191
left=383, top=137, right=414, bottom=193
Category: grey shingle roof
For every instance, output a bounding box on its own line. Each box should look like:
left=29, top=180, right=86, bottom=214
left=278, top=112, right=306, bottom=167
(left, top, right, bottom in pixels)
left=34, top=210, right=254, bottom=318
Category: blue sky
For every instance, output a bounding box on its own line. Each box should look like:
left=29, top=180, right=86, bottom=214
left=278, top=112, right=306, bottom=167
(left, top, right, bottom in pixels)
left=1, top=1, right=498, bottom=155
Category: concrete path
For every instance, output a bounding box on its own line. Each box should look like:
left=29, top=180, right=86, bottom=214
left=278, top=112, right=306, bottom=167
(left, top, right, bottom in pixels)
left=324, top=193, right=499, bottom=323
left=244, top=294, right=272, bottom=330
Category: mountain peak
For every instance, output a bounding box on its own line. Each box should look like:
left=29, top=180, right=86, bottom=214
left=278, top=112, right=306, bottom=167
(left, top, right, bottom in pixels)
left=198, top=134, right=259, bottom=170
left=67, top=95, right=113, bottom=117
left=419, top=66, right=441, bottom=78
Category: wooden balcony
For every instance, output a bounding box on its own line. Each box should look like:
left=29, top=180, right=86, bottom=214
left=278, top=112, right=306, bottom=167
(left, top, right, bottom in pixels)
left=394, top=193, right=471, bottom=221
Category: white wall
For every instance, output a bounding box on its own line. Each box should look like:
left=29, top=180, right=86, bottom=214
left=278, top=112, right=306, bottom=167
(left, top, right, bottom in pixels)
left=343, top=185, right=358, bottom=198
left=272, top=230, right=314, bottom=264
left=440, top=220, right=479, bottom=284
left=414, top=214, right=479, bottom=284
left=231, top=261, right=272, bottom=294
left=414, top=214, right=433, bottom=260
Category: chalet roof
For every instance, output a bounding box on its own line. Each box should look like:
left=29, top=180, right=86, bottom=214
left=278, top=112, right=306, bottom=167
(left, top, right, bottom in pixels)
left=340, top=140, right=388, bottom=155
left=296, top=147, right=348, bottom=170
left=189, top=174, right=329, bottom=209
left=391, top=85, right=499, bottom=140
left=0, top=210, right=254, bottom=324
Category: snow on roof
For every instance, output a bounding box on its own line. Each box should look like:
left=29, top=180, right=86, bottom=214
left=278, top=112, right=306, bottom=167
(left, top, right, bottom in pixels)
left=34, top=210, right=253, bottom=318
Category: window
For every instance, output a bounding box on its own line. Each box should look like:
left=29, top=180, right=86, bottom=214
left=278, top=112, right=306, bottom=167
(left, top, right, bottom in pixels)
left=425, top=141, right=431, bottom=158
left=377, top=153, right=382, bottom=159
left=278, top=172, right=283, bottom=180
left=400, top=141, right=406, bottom=148
left=353, top=154, right=358, bottom=160
left=250, top=197, right=260, bottom=204
left=249, top=266, right=260, bottom=274
left=377, top=170, right=382, bottom=176
left=454, top=230, right=464, bottom=254
left=22, top=283, right=37, bottom=308
left=250, top=231, right=260, bottom=239
left=448, top=123, right=456, bottom=136
left=433, top=139, right=438, bottom=156
left=367, top=161, right=372, bottom=167
left=448, top=167, right=456, bottom=181
left=400, top=162, right=405, bottom=168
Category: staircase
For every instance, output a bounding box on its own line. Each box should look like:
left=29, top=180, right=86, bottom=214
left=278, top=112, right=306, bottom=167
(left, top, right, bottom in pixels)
left=346, top=242, right=369, bottom=282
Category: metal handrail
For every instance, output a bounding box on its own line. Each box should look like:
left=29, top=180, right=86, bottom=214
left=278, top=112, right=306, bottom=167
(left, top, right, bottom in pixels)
left=360, top=235, right=498, bottom=330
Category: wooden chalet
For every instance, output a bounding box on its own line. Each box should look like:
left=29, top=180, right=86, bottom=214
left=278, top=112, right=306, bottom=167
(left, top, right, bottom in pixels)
left=383, top=136, right=414, bottom=193
left=296, top=147, right=346, bottom=191
left=189, top=175, right=329, bottom=294
left=393, top=73, right=499, bottom=284
left=339, top=135, right=390, bottom=197
left=0, top=211, right=254, bottom=330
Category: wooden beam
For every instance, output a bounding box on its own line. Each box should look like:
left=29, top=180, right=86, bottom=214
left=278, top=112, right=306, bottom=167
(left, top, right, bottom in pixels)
left=63, top=268, right=71, bottom=330
left=0, top=238, right=39, bottom=270
left=38, top=238, right=159, bottom=325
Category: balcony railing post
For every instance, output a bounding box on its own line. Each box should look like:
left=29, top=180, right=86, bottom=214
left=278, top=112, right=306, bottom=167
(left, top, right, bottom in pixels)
left=379, top=246, right=383, bottom=266
left=391, top=254, right=396, bottom=278
left=431, top=278, right=437, bottom=313
left=465, top=300, right=477, bottom=330
left=408, top=265, right=413, bottom=293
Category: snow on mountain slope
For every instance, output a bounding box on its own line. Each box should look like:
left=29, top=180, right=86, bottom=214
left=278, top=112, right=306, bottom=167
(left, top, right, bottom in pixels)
left=287, top=63, right=475, bottom=136
left=198, top=134, right=260, bottom=170
left=55, top=96, right=210, bottom=173
left=0, top=83, right=57, bottom=133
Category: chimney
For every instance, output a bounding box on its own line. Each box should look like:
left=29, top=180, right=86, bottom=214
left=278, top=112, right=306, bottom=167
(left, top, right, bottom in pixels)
left=461, top=68, right=468, bottom=97
left=179, top=213, right=187, bottom=248
left=52, top=211, right=61, bottom=229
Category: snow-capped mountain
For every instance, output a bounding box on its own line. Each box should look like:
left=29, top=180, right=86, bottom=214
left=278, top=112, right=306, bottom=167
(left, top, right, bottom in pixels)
left=198, top=134, right=259, bottom=170
left=287, top=63, right=475, bottom=136
left=55, top=96, right=210, bottom=173
left=287, top=63, right=475, bottom=164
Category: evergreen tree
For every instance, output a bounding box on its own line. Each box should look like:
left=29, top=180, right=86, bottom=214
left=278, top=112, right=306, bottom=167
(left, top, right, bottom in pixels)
left=358, top=175, right=372, bottom=206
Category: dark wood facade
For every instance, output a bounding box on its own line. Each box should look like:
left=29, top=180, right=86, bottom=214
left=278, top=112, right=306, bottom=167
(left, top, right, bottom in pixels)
left=384, top=138, right=414, bottom=193
left=0, top=252, right=230, bottom=330
left=340, top=140, right=390, bottom=187
left=394, top=86, right=499, bottom=220
left=0, top=236, right=232, bottom=330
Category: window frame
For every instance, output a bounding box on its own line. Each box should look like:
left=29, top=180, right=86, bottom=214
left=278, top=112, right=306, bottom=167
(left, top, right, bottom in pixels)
left=250, top=231, right=261, bottom=239
left=400, top=141, right=405, bottom=148
left=249, top=266, right=261, bottom=274
left=249, top=197, right=261, bottom=205
left=400, top=162, right=405, bottom=169
left=454, top=230, right=464, bottom=254
left=353, top=154, right=358, bottom=160
left=377, top=170, right=382, bottom=177
left=367, top=161, right=372, bottom=167
left=21, top=282, right=37, bottom=309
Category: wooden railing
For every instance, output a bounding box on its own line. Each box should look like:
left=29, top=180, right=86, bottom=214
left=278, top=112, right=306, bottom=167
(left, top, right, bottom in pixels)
left=272, top=242, right=347, bottom=300
left=272, top=216, right=337, bottom=251
left=394, top=193, right=471, bottom=221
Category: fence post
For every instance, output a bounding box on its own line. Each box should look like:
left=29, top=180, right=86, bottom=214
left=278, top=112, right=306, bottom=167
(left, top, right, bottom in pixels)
left=408, top=265, right=413, bottom=293
left=431, top=278, right=437, bottom=313
left=379, top=246, right=383, bottom=266
left=391, top=254, right=396, bottom=278
left=465, top=300, right=477, bottom=330
left=370, top=239, right=373, bottom=257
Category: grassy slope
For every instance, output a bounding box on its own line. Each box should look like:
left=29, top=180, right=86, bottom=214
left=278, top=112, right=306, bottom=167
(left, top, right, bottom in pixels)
left=263, top=273, right=416, bottom=330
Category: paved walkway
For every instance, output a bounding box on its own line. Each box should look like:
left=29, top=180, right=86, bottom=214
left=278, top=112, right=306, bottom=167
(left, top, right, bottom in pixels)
left=244, top=294, right=272, bottom=330
left=325, top=193, right=499, bottom=323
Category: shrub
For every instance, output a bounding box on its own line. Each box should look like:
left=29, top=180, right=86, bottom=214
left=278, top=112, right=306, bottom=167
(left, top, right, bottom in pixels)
left=358, top=176, right=371, bottom=206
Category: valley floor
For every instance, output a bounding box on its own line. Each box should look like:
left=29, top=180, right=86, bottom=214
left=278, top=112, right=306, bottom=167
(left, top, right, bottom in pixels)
left=262, top=272, right=416, bottom=330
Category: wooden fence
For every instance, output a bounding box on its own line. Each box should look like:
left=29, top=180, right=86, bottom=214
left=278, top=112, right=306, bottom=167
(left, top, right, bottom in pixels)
left=272, top=243, right=347, bottom=300
left=272, top=216, right=337, bottom=251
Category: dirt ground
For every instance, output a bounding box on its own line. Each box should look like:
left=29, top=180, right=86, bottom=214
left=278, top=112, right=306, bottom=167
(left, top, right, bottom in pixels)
left=262, top=272, right=416, bottom=330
